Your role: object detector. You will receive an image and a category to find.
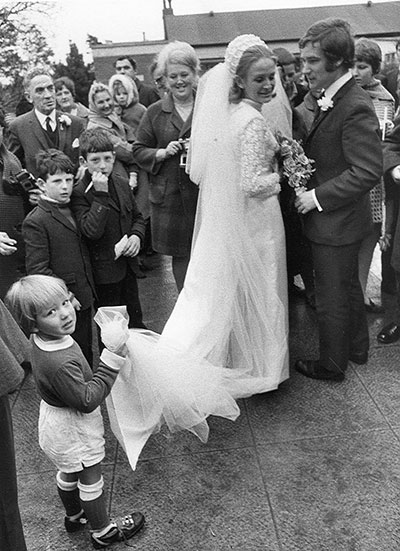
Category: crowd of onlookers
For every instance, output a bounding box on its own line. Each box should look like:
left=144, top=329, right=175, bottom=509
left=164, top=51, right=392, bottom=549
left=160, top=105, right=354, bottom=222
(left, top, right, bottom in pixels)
left=1, top=32, right=400, bottom=550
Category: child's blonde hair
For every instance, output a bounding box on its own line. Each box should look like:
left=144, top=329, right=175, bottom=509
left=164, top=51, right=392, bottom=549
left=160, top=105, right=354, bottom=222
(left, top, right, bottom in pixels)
left=5, top=275, right=69, bottom=334
left=108, top=74, right=139, bottom=106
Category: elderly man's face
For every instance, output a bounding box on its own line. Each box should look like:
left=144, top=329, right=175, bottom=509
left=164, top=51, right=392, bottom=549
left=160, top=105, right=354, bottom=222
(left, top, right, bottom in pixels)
left=26, top=74, right=56, bottom=115
left=115, top=59, right=136, bottom=80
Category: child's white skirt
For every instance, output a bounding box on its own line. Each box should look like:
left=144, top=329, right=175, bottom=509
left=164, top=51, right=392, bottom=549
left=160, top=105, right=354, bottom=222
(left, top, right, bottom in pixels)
left=39, top=401, right=105, bottom=473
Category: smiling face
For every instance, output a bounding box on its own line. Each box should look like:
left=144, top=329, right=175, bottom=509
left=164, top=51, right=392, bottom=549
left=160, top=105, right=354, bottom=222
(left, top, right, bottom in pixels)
left=56, top=85, right=74, bottom=111
left=352, top=60, right=374, bottom=88
left=166, top=63, right=196, bottom=102
left=38, top=170, right=74, bottom=204
left=93, top=90, right=114, bottom=116
left=300, top=42, right=343, bottom=92
left=239, top=57, right=276, bottom=105
left=35, top=293, right=76, bottom=340
left=27, top=74, right=56, bottom=115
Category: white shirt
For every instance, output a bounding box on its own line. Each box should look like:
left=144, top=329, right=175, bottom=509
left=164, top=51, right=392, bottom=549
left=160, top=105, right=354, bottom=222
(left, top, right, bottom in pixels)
left=35, top=109, right=57, bottom=132
left=312, top=71, right=352, bottom=212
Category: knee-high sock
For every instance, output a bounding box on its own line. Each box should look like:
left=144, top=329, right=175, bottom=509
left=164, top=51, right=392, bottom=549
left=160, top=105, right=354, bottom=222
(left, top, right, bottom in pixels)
left=56, top=471, right=81, bottom=517
left=78, top=477, right=110, bottom=531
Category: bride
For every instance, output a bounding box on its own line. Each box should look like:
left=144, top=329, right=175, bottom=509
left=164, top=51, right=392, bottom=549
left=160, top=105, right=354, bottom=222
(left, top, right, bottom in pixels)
left=96, top=34, right=290, bottom=469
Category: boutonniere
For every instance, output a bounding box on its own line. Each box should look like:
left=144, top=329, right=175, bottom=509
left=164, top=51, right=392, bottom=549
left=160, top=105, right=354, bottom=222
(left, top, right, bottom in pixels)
left=58, top=114, right=72, bottom=128
left=317, top=96, right=334, bottom=112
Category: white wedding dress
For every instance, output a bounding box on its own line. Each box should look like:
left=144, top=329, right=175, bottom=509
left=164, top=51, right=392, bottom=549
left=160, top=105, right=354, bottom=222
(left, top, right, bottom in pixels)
left=95, top=65, right=289, bottom=471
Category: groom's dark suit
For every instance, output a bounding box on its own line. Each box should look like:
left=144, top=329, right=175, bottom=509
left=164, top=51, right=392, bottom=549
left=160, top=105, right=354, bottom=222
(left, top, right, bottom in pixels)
left=303, top=77, right=382, bottom=374
left=8, top=109, right=84, bottom=177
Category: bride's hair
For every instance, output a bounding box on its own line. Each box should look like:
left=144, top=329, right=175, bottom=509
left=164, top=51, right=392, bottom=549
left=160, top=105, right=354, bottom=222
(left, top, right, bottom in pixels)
left=229, top=44, right=276, bottom=104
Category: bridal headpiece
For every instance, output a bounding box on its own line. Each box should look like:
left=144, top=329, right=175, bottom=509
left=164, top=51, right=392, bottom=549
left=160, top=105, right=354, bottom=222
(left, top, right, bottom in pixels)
left=224, top=34, right=267, bottom=76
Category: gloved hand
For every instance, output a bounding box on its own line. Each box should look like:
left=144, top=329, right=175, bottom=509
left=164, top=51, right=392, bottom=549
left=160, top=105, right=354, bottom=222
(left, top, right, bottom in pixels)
left=94, top=306, right=130, bottom=355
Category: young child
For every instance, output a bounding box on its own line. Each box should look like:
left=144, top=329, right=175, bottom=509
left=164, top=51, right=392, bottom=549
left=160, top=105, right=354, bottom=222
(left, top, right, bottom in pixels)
left=70, top=129, right=146, bottom=329
left=22, top=149, right=96, bottom=364
left=108, top=74, right=146, bottom=135
left=5, top=275, right=145, bottom=548
left=108, top=75, right=152, bottom=276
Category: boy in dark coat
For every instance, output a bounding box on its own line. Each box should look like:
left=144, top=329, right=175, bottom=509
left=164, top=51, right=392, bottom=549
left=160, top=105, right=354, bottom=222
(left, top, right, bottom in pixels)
left=71, top=129, right=146, bottom=328
left=22, top=149, right=96, bottom=364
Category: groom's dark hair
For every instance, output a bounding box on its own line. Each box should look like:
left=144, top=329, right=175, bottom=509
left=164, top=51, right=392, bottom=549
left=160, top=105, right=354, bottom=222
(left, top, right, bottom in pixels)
left=299, top=18, right=354, bottom=72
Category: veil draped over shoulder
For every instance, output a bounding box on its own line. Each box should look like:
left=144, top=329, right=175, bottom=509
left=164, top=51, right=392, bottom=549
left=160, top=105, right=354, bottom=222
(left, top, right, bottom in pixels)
left=95, top=38, right=290, bottom=471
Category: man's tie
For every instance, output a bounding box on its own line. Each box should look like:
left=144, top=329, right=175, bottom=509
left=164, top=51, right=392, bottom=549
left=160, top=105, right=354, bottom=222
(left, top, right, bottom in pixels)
left=45, top=116, right=57, bottom=146
left=45, top=116, right=53, bottom=133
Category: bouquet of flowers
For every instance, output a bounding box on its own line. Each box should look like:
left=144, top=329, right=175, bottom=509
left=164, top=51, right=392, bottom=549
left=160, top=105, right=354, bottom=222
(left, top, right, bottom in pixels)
left=276, top=133, right=315, bottom=196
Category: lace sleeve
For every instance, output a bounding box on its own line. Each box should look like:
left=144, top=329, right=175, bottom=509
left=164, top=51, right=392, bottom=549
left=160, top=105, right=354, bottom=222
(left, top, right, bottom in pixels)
left=238, top=117, right=281, bottom=197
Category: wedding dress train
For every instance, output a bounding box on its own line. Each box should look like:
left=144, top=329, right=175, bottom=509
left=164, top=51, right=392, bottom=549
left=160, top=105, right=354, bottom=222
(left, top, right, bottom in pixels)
left=95, top=60, right=290, bottom=471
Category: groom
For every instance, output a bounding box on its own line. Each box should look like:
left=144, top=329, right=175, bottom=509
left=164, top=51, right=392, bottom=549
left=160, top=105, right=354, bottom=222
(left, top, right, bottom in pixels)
left=294, top=18, right=382, bottom=381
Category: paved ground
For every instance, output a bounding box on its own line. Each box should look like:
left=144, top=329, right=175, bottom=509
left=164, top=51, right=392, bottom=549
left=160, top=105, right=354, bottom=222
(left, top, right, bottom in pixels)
left=11, top=251, right=400, bottom=551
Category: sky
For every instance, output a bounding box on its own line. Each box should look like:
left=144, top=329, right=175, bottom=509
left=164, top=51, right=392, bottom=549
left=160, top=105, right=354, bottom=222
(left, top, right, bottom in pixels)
left=37, top=0, right=394, bottom=62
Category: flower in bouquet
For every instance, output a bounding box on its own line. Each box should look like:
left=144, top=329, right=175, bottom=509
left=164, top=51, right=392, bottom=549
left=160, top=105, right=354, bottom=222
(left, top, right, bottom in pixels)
left=277, top=133, right=315, bottom=195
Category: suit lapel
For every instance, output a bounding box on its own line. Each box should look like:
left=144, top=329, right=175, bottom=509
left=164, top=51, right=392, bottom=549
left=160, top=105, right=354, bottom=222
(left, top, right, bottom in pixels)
left=307, top=78, right=356, bottom=142
left=57, top=111, right=67, bottom=152
left=308, top=107, right=330, bottom=137
left=111, top=176, right=124, bottom=213
left=41, top=201, right=78, bottom=234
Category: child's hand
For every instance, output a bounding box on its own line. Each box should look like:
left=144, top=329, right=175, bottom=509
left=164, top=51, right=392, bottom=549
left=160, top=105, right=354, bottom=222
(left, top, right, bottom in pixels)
left=100, top=313, right=130, bottom=355
left=122, top=235, right=140, bottom=257
left=92, top=171, right=109, bottom=192
left=28, top=188, right=43, bottom=206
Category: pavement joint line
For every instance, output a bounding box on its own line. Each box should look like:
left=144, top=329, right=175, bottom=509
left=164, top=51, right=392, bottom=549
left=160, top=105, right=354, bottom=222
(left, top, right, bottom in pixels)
left=243, top=395, right=284, bottom=551
left=350, top=364, right=400, bottom=440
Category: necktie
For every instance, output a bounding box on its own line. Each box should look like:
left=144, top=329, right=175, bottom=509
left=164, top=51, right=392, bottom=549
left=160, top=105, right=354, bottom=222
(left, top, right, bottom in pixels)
left=45, top=116, right=53, bottom=133
left=45, top=116, right=57, bottom=146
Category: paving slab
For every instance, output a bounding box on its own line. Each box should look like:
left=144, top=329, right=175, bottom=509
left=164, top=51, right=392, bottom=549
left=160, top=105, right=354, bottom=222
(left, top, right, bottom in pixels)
left=112, top=448, right=280, bottom=551
left=11, top=251, right=400, bottom=551
left=256, top=430, right=400, bottom=551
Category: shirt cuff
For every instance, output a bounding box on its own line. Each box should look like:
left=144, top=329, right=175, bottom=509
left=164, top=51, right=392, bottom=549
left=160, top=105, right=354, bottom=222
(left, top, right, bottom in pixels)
left=312, top=189, right=323, bottom=212
left=100, top=349, right=126, bottom=372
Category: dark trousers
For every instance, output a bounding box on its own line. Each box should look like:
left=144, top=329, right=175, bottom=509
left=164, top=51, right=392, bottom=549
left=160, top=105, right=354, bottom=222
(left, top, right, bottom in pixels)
left=0, top=395, right=27, bottom=551
left=312, top=241, right=369, bottom=374
left=95, top=266, right=144, bottom=328
left=381, top=242, right=397, bottom=295
left=73, top=306, right=93, bottom=366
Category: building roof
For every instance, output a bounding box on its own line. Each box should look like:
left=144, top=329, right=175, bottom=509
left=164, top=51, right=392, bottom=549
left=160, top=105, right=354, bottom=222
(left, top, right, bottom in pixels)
left=165, top=1, right=400, bottom=46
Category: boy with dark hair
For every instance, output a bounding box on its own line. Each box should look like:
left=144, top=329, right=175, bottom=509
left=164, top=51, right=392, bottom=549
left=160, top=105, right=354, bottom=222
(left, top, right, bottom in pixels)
left=71, top=128, right=146, bottom=329
left=22, top=148, right=96, bottom=364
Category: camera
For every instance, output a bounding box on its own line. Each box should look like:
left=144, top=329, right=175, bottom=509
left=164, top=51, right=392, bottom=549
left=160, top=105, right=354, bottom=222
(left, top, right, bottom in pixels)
left=3, top=169, right=38, bottom=196
left=178, top=138, right=190, bottom=168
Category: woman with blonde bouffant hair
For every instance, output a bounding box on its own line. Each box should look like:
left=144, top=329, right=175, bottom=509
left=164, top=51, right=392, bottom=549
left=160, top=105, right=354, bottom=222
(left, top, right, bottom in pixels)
left=132, top=41, right=201, bottom=291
